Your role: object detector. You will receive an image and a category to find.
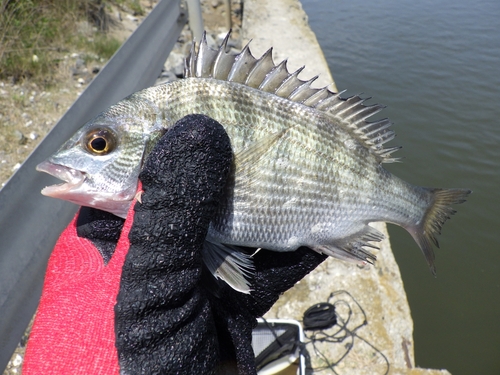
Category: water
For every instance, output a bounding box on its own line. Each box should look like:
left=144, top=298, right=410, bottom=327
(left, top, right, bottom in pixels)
left=300, top=0, right=500, bottom=374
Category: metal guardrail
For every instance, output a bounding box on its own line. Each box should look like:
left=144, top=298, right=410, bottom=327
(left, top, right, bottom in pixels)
left=0, top=0, right=188, bottom=370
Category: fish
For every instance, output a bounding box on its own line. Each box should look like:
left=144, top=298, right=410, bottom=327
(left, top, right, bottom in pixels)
left=37, top=32, right=470, bottom=293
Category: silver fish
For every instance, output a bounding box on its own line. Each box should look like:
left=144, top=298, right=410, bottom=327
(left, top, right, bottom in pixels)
left=37, top=32, right=470, bottom=293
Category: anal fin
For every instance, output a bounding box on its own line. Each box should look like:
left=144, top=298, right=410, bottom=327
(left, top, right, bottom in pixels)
left=312, top=225, right=385, bottom=266
left=202, top=240, right=255, bottom=294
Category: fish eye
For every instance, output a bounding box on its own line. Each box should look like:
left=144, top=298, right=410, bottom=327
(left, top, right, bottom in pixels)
left=83, top=128, right=116, bottom=155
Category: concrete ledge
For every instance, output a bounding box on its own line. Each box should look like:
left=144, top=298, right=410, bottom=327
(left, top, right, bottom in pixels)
left=242, top=1, right=451, bottom=374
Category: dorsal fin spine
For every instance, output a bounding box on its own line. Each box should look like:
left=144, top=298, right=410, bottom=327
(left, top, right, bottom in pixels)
left=350, top=105, right=385, bottom=125
left=212, top=31, right=233, bottom=80
left=335, top=95, right=365, bottom=116
left=197, top=33, right=218, bottom=78
left=184, top=41, right=196, bottom=78
left=275, top=66, right=305, bottom=98
left=245, top=48, right=274, bottom=88
left=258, top=60, right=289, bottom=93
left=344, top=103, right=381, bottom=121
left=228, top=42, right=257, bottom=82
left=365, top=121, right=392, bottom=136
left=303, top=87, right=331, bottom=107
left=185, top=31, right=399, bottom=163
left=288, top=75, right=319, bottom=102
left=314, top=91, right=344, bottom=111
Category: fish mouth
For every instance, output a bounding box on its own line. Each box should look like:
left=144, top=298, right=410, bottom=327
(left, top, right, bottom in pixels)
left=36, top=160, right=85, bottom=197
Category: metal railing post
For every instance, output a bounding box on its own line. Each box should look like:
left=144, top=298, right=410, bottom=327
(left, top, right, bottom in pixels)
left=186, top=0, right=204, bottom=41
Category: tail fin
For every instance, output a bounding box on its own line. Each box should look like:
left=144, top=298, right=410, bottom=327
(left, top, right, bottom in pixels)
left=408, top=188, right=471, bottom=275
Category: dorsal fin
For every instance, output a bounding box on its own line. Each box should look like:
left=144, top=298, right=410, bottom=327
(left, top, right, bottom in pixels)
left=185, top=31, right=400, bottom=163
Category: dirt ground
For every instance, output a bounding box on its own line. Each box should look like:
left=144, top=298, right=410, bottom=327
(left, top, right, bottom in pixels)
left=1, top=1, right=242, bottom=373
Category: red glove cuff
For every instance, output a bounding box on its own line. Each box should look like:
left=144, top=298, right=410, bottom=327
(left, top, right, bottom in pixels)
left=23, top=197, right=137, bottom=374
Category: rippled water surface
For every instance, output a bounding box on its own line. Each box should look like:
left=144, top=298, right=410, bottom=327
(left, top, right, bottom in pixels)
left=301, top=0, right=500, bottom=374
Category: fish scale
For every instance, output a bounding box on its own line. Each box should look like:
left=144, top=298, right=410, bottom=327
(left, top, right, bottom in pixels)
left=153, top=80, right=393, bottom=244
left=37, top=32, right=470, bottom=293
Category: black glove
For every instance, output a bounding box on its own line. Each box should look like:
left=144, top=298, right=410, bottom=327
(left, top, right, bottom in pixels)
left=78, top=114, right=327, bottom=374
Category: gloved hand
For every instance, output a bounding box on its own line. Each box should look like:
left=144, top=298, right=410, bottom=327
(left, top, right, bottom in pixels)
left=23, top=114, right=327, bottom=375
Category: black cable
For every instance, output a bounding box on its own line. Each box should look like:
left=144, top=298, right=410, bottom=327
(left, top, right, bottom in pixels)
left=257, top=290, right=390, bottom=375
left=301, top=290, right=390, bottom=375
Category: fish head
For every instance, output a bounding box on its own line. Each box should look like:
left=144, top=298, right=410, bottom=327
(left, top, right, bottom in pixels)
left=37, top=97, right=165, bottom=218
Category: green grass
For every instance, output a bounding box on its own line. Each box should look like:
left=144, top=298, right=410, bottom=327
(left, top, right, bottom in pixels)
left=76, top=33, right=122, bottom=65
left=92, top=34, right=122, bottom=59
left=129, top=1, right=144, bottom=16
left=114, top=0, right=144, bottom=16
left=0, top=0, right=134, bottom=84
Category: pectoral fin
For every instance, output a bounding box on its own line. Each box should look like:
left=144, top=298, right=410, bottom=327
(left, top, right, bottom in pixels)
left=235, top=130, right=287, bottom=169
left=234, top=129, right=287, bottom=190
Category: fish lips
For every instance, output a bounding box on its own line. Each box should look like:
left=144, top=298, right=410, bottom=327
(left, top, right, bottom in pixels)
left=36, top=160, right=86, bottom=197
left=37, top=159, right=135, bottom=218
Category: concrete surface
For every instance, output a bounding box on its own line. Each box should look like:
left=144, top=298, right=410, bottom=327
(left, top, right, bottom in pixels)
left=242, top=1, right=451, bottom=374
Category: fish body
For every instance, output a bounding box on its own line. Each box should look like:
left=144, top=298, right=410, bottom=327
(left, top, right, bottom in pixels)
left=37, top=33, right=470, bottom=292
